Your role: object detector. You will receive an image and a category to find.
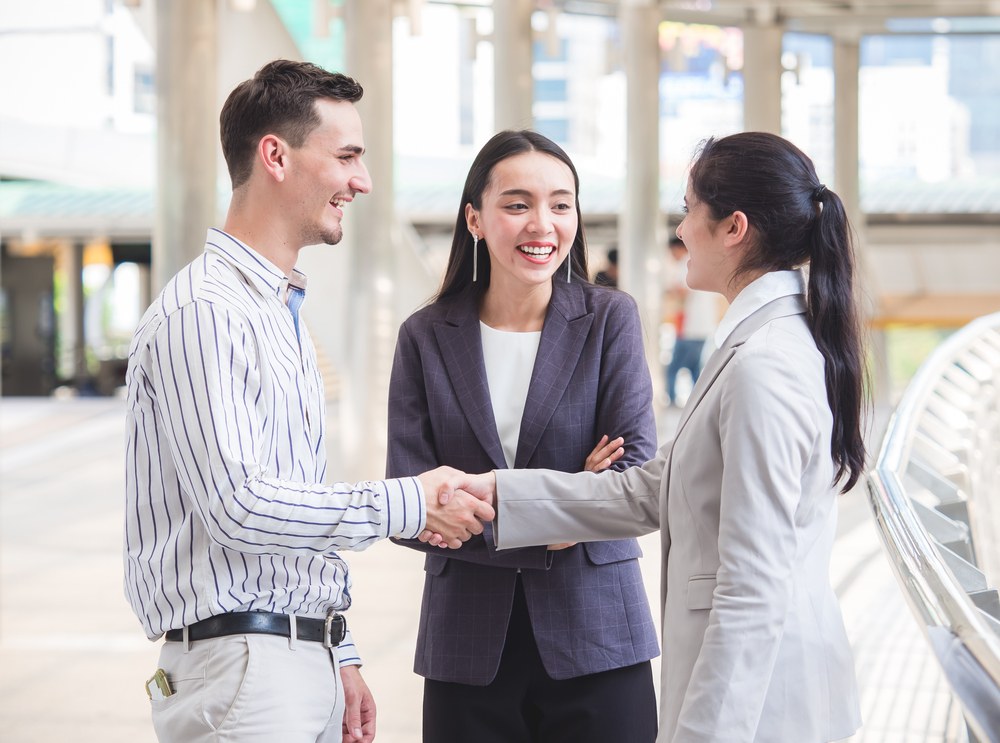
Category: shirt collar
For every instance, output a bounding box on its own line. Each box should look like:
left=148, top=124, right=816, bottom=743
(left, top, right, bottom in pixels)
left=204, top=228, right=308, bottom=305
left=714, top=269, right=806, bottom=347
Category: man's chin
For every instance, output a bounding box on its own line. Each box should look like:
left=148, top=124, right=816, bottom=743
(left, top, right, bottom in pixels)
left=318, top=228, right=343, bottom=246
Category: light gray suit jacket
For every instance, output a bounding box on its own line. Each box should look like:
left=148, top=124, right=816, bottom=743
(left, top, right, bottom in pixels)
left=495, top=293, right=862, bottom=743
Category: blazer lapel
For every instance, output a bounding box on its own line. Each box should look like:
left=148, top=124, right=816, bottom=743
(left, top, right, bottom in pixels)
left=671, top=293, right=807, bottom=443
left=433, top=291, right=508, bottom=469
left=514, top=281, right=593, bottom=468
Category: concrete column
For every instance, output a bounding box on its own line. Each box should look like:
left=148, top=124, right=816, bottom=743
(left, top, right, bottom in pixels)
left=742, top=23, right=783, bottom=134
left=833, top=29, right=886, bottom=400
left=342, top=0, right=396, bottom=480
left=67, top=241, right=88, bottom=386
left=619, top=0, right=662, bottom=373
left=153, top=0, right=218, bottom=294
left=833, top=31, right=861, bottom=226
left=493, top=0, right=534, bottom=131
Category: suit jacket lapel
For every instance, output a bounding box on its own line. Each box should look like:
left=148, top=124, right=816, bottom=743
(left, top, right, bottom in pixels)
left=514, top=281, right=593, bottom=468
left=433, top=290, right=508, bottom=469
left=671, top=293, right=807, bottom=444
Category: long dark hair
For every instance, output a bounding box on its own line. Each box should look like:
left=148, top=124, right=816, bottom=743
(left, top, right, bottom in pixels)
left=688, top=132, right=867, bottom=492
left=436, top=130, right=590, bottom=301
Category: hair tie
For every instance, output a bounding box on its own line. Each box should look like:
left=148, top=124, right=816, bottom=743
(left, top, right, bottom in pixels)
left=812, top=184, right=827, bottom=202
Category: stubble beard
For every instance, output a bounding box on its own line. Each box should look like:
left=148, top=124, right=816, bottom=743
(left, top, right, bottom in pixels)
left=304, top=222, right=343, bottom=247
left=321, top=225, right=343, bottom=246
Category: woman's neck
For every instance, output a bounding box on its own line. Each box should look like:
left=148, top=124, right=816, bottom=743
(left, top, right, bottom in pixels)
left=480, top=280, right=552, bottom=332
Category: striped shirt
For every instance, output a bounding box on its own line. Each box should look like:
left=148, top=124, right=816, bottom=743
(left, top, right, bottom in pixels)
left=123, top=228, right=426, bottom=664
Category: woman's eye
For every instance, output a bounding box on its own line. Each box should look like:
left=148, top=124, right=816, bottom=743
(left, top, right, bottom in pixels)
left=553, top=203, right=573, bottom=211
left=506, top=203, right=528, bottom=211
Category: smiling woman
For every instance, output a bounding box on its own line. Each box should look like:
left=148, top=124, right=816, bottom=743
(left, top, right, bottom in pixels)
left=466, top=150, right=579, bottom=327
left=386, top=130, right=660, bottom=743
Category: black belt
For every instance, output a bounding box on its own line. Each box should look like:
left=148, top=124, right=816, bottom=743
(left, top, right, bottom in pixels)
left=165, top=611, right=345, bottom=648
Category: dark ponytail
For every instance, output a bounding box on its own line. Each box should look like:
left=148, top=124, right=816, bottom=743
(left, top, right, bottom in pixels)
left=806, top=188, right=866, bottom=492
left=688, top=132, right=867, bottom=492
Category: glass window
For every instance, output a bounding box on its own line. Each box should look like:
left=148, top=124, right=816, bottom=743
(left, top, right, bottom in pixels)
left=782, top=33, right=834, bottom=184
left=860, top=28, right=1000, bottom=213
left=534, top=78, right=568, bottom=103
left=660, top=22, right=744, bottom=206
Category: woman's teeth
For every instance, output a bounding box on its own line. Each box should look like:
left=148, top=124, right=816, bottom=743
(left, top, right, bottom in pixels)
left=518, top=245, right=553, bottom=256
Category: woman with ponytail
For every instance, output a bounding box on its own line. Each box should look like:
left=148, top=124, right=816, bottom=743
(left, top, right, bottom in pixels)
left=440, top=132, right=868, bottom=742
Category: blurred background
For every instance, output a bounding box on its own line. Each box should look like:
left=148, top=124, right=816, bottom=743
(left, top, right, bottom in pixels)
left=2, top=1, right=1000, bottom=741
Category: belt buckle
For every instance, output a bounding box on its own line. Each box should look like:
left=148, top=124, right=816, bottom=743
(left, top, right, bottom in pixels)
left=324, top=609, right=345, bottom=649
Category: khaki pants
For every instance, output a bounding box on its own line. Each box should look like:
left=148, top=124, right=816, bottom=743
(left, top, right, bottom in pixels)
left=150, top=632, right=344, bottom=742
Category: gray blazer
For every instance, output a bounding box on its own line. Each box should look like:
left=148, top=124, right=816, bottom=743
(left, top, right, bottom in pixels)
left=494, top=293, right=862, bottom=742
left=387, top=279, right=660, bottom=685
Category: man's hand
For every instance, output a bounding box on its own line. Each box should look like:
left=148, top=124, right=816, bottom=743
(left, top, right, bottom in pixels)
left=340, top=664, right=375, bottom=743
left=418, top=467, right=495, bottom=549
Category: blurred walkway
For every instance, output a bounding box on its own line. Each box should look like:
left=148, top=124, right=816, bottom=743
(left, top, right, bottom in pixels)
left=0, top=397, right=966, bottom=742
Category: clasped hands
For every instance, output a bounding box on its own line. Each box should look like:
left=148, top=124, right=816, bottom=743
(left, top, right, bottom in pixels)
left=416, top=467, right=497, bottom=549
left=416, top=434, right=625, bottom=549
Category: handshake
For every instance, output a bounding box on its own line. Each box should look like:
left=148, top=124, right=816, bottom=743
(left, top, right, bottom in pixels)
left=416, top=467, right=498, bottom=549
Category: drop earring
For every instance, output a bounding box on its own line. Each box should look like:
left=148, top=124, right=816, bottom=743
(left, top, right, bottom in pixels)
left=472, top=234, right=479, bottom=282
left=566, top=252, right=572, bottom=283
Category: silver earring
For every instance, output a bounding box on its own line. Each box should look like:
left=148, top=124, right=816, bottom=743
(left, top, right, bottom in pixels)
left=472, top=234, right=479, bottom=282
left=566, top=252, right=572, bottom=283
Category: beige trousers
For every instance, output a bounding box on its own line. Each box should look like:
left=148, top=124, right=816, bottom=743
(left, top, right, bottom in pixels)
left=150, top=632, right=344, bottom=742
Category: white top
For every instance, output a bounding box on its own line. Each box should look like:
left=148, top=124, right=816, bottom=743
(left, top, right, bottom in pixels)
left=124, top=228, right=427, bottom=660
left=480, top=322, right=542, bottom=468
left=714, top=269, right=807, bottom=347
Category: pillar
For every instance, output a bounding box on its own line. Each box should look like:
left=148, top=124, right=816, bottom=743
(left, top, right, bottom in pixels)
left=66, top=241, right=88, bottom=386
left=619, top=0, right=662, bottom=377
left=742, top=22, right=783, bottom=134
left=153, top=0, right=218, bottom=294
left=493, top=0, right=534, bottom=131
left=833, top=30, right=862, bottom=227
left=834, top=29, right=885, bottom=401
left=342, top=0, right=396, bottom=480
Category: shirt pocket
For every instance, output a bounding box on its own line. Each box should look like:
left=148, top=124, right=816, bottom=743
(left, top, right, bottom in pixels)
left=686, top=574, right=717, bottom=610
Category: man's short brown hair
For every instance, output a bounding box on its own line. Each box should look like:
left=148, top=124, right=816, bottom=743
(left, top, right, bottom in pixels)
left=220, top=59, right=363, bottom=189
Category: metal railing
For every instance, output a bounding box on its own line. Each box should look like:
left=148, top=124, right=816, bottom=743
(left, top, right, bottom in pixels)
left=867, top=314, right=1000, bottom=742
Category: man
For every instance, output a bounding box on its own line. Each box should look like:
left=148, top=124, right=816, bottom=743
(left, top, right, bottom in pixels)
left=124, top=60, right=491, bottom=743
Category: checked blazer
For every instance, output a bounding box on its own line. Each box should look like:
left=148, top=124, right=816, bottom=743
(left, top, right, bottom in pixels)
left=386, top=278, right=661, bottom=685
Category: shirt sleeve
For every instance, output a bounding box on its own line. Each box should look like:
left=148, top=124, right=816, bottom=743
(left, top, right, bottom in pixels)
left=336, top=627, right=361, bottom=667
left=145, top=301, right=426, bottom=556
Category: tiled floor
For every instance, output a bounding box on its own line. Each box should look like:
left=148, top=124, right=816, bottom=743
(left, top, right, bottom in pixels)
left=0, top=397, right=966, bottom=742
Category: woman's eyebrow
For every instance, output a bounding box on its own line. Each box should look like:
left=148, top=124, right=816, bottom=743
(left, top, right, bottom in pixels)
left=498, top=188, right=574, bottom=197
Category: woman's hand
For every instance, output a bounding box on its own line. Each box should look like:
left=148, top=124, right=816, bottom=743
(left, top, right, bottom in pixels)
left=584, top=434, right=625, bottom=473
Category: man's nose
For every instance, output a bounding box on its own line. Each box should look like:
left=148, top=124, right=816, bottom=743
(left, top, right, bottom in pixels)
left=350, top=161, right=372, bottom=195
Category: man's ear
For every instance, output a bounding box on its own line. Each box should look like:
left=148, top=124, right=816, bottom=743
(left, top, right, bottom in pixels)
left=724, top=210, right=750, bottom=248
left=464, top=202, right=481, bottom=237
left=258, top=134, right=288, bottom=183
